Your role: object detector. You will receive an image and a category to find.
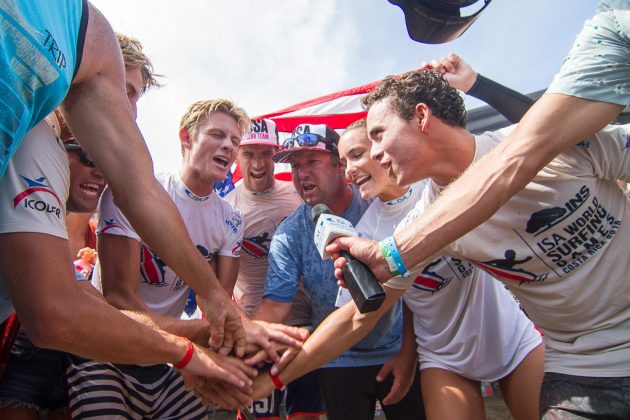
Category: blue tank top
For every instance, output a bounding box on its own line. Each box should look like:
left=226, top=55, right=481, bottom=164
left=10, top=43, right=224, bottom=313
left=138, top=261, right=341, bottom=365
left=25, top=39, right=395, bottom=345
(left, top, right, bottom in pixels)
left=0, top=0, right=88, bottom=178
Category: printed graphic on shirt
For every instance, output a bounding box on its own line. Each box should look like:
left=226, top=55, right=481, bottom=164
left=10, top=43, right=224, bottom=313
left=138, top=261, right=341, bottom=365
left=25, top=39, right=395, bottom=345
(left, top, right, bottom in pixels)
left=472, top=185, right=621, bottom=283
left=140, top=244, right=168, bottom=287
left=100, top=218, right=126, bottom=234
left=12, top=175, right=62, bottom=218
left=411, top=257, right=473, bottom=293
left=241, top=232, right=272, bottom=258
left=472, top=250, right=546, bottom=284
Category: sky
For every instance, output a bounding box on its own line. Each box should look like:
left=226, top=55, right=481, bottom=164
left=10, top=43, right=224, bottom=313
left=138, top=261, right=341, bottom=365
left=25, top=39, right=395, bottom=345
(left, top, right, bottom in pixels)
left=91, top=0, right=597, bottom=174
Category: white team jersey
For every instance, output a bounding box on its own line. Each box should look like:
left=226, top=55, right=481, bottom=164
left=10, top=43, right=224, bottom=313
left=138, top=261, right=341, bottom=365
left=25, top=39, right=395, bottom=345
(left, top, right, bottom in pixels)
left=94, top=172, right=243, bottom=318
left=392, top=124, right=630, bottom=377
left=0, top=119, right=69, bottom=323
left=358, top=181, right=541, bottom=381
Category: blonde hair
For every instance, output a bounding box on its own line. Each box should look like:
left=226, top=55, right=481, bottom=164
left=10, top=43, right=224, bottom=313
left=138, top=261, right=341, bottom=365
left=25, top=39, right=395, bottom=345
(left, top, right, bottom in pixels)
left=179, top=99, right=251, bottom=155
left=116, top=32, right=161, bottom=94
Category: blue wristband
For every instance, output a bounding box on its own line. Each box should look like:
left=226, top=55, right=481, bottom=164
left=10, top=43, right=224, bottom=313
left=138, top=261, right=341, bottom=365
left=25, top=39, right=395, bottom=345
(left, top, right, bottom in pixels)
left=380, top=236, right=410, bottom=278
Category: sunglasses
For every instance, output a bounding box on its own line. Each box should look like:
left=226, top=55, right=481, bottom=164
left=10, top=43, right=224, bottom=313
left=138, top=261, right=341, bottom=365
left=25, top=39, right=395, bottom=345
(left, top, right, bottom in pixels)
left=63, top=142, right=96, bottom=168
left=282, top=133, right=337, bottom=151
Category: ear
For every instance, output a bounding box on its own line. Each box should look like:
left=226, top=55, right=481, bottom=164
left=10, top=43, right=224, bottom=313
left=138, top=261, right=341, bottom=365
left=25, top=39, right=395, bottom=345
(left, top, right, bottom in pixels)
left=179, top=127, right=191, bottom=150
left=414, top=103, right=432, bottom=132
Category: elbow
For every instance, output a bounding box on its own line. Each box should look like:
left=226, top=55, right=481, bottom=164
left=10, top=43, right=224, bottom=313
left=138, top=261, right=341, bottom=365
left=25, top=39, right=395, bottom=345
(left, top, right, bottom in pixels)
left=22, top=307, right=76, bottom=351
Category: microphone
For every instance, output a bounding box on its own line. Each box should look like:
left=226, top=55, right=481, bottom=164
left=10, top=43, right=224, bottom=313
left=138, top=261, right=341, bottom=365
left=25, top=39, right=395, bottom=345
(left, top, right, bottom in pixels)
left=312, top=204, right=385, bottom=313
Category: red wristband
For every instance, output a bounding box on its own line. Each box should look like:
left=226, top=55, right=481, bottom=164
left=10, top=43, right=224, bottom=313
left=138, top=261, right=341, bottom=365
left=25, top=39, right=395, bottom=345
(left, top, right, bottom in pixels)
left=268, top=370, right=285, bottom=390
left=174, top=338, right=194, bottom=370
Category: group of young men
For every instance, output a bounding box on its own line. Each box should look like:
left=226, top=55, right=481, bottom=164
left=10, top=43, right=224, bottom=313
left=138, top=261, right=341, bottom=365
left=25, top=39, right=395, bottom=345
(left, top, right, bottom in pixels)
left=1, top=1, right=630, bottom=419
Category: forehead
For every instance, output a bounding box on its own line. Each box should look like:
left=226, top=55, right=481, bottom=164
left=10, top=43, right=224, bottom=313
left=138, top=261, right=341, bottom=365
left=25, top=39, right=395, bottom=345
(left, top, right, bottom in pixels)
left=196, top=112, right=243, bottom=136
left=339, top=128, right=370, bottom=155
left=289, top=150, right=332, bottom=165
left=239, top=144, right=277, bottom=154
left=366, top=99, right=396, bottom=127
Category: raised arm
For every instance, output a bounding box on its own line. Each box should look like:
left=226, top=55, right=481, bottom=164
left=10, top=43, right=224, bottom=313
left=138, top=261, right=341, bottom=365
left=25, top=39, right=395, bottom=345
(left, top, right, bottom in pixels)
left=425, top=53, right=534, bottom=123
left=60, top=2, right=244, bottom=353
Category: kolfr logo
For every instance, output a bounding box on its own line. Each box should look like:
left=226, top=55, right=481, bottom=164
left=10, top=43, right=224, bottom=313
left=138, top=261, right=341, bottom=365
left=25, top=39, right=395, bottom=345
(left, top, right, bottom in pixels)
left=13, top=176, right=61, bottom=208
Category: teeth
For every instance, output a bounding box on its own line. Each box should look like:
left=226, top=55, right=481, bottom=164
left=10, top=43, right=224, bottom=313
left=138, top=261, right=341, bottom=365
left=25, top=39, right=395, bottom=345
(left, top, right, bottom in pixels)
left=81, top=183, right=102, bottom=192
left=214, top=156, right=229, bottom=166
left=355, top=175, right=370, bottom=186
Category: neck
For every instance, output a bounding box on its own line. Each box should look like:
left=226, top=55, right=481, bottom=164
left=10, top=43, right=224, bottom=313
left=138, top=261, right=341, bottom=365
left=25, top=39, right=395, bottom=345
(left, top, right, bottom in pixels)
left=327, top=183, right=355, bottom=216
left=431, top=127, right=476, bottom=186
left=378, top=183, right=409, bottom=202
left=180, top=168, right=214, bottom=197
left=66, top=212, right=93, bottom=257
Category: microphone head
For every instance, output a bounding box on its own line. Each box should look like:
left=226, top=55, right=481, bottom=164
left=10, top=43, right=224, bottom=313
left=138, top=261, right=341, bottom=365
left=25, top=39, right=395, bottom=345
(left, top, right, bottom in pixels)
left=311, top=203, right=331, bottom=223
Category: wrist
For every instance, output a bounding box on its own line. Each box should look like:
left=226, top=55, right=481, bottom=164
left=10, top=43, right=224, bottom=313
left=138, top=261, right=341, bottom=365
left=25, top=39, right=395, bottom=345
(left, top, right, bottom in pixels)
left=174, top=338, right=195, bottom=370
left=378, top=236, right=411, bottom=278
left=268, top=370, right=286, bottom=391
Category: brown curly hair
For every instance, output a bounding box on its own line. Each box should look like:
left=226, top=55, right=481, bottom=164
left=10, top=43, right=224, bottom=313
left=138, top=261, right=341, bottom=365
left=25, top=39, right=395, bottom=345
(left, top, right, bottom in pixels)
left=362, top=69, right=466, bottom=128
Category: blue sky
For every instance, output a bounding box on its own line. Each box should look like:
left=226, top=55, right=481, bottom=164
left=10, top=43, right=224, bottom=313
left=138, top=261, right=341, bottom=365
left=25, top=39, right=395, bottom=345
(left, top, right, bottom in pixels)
left=91, top=0, right=596, bottom=172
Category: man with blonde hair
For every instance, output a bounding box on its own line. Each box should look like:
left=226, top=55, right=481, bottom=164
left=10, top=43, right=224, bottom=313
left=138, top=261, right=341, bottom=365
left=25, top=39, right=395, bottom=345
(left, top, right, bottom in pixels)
left=67, top=99, right=301, bottom=418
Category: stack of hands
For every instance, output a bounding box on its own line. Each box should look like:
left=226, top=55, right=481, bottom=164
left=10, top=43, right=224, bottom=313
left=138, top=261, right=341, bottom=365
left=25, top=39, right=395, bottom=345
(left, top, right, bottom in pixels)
left=178, top=316, right=308, bottom=410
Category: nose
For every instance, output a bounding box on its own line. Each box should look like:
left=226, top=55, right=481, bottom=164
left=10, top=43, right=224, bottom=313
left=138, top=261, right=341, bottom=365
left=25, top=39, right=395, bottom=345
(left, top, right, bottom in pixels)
left=345, top=162, right=357, bottom=181
left=91, top=166, right=104, bottom=180
left=370, top=141, right=384, bottom=163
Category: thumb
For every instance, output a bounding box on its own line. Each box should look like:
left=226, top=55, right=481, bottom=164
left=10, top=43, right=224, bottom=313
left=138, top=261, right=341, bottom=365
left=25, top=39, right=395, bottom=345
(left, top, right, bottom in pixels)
left=376, top=360, right=393, bottom=382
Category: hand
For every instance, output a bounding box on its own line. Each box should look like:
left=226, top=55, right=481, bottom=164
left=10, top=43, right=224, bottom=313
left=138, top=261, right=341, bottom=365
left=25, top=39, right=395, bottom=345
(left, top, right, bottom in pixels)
left=421, top=53, right=477, bottom=93
left=184, top=375, right=253, bottom=410
left=252, top=370, right=277, bottom=402
left=325, top=236, right=391, bottom=284
left=197, top=294, right=246, bottom=357
left=180, top=343, right=257, bottom=390
left=376, top=351, right=418, bottom=405
left=241, top=318, right=308, bottom=364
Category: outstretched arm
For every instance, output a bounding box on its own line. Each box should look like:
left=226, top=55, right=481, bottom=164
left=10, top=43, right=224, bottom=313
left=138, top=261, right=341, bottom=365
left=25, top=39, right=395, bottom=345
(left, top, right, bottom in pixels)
left=253, top=286, right=405, bottom=400
left=60, top=2, right=244, bottom=354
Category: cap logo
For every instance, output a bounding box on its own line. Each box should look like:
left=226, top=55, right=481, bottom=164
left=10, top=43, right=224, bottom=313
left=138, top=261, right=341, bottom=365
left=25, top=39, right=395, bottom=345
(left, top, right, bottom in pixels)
left=251, top=119, right=270, bottom=134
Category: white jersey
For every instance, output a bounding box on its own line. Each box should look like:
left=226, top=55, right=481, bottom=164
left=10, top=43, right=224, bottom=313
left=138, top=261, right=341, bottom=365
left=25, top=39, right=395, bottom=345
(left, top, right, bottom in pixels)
left=94, top=172, right=243, bottom=318
left=225, top=181, right=311, bottom=324
left=359, top=182, right=541, bottom=381
left=0, top=119, right=69, bottom=323
left=391, top=124, right=630, bottom=377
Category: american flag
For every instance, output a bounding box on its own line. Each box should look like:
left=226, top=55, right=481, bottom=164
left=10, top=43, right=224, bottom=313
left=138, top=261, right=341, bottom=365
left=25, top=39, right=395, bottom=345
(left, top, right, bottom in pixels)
left=214, top=78, right=380, bottom=195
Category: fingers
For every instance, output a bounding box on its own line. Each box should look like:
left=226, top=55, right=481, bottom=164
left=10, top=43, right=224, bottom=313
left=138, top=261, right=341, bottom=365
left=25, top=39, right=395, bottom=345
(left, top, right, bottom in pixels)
left=244, top=348, right=269, bottom=366
left=218, top=329, right=234, bottom=356
left=229, top=316, right=247, bottom=358
left=208, top=312, right=226, bottom=352
left=376, top=361, right=393, bottom=383
left=193, top=378, right=253, bottom=410
left=270, top=345, right=299, bottom=375
left=264, top=323, right=307, bottom=349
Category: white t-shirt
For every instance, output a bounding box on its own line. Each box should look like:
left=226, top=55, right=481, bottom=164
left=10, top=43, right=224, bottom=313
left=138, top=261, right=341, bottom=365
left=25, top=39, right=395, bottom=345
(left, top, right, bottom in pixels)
left=225, top=181, right=311, bottom=325
left=0, top=119, right=69, bottom=323
left=358, top=181, right=541, bottom=381
left=391, top=124, right=630, bottom=377
left=94, top=172, right=243, bottom=318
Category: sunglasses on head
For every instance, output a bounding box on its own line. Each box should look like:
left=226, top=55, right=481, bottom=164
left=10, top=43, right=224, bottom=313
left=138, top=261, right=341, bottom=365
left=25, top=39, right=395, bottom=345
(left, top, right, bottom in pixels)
left=63, top=142, right=96, bottom=168
left=282, top=133, right=337, bottom=151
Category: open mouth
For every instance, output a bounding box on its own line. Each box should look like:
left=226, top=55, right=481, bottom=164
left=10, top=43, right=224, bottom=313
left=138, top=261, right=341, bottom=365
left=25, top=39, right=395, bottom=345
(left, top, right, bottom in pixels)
left=80, top=182, right=102, bottom=197
left=354, top=175, right=371, bottom=187
left=250, top=171, right=265, bottom=180
left=213, top=155, right=230, bottom=167
left=302, top=183, right=316, bottom=193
